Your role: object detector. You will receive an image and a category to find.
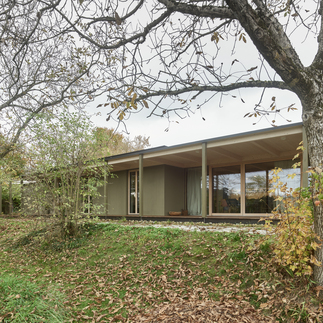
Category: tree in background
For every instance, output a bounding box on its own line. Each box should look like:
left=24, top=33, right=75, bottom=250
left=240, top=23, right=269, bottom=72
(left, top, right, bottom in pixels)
left=25, top=111, right=107, bottom=237
left=0, top=1, right=117, bottom=158
left=0, top=133, right=26, bottom=213
left=93, top=127, right=150, bottom=158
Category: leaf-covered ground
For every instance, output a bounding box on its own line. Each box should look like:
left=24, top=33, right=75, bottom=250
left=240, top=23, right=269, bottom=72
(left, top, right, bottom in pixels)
left=0, top=217, right=322, bottom=322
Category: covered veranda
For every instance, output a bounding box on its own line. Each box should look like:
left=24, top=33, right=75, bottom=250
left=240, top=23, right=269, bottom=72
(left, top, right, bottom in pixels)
left=100, top=123, right=307, bottom=222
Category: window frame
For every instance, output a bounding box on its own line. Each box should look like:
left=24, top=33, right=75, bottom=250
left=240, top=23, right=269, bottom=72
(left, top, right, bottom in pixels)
left=128, top=169, right=139, bottom=214
left=209, top=160, right=301, bottom=216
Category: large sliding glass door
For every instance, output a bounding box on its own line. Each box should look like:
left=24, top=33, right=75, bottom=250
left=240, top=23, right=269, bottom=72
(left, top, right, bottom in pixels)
left=245, top=160, right=300, bottom=214
left=172, top=159, right=301, bottom=216
left=212, top=165, right=241, bottom=214
left=245, top=163, right=272, bottom=213
left=129, top=170, right=139, bottom=214
left=209, top=160, right=300, bottom=215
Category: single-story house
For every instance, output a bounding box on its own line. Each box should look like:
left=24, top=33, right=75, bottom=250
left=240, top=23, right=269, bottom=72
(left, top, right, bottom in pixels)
left=93, top=122, right=308, bottom=222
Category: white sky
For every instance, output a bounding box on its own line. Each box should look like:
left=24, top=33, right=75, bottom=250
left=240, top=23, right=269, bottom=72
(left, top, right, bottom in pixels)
left=88, top=88, right=302, bottom=148
left=0, top=1, right=315, bottom=153
left=84, top=1, right=317, bottom=149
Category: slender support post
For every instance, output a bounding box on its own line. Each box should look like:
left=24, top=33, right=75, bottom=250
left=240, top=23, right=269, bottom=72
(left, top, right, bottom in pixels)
left=0, top=182, right=2, bottom=215
left=216, top=176, right=220, bottom=213
left=302, top=126, right=309, bottom=188
left=139, top=154, right=144, bottom=220
left=104, top=161, right=108, bottom=216
left=202, top=143, right=207, bottom=219
left=9, top=181, right=12, bottom=215
left=208, top=165, right=212, bottom=215
left=184, top=170, right=187, bottom=213
left=240, top=164, right=246, bottom=215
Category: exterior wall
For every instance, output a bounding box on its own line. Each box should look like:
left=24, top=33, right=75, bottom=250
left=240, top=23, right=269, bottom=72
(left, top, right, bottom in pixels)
left=92, top=185, right=105, bottom=214
left=107, top=170, right=128, bottom=215
left=97, top=165, right=185, bottom=216
left=164, top=165, right=185, bottom=215
left=143, top=165, right=165, bottom=216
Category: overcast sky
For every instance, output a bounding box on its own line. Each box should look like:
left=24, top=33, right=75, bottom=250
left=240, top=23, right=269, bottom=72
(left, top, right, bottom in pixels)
left=88, top=88, right=302, bottom=148
left=87, top=52, right=308, bottom=146
left=85, top=2, right=316, bottom=149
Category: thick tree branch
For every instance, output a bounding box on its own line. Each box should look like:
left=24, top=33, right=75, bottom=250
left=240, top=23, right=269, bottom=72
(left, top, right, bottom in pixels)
left=157, top=0, right=235, bottom=19
left=137, top=80, right=290, bottom=101
left=311, top=0, right=323, bottom=69
left=224, top=0, right=307, bottom=97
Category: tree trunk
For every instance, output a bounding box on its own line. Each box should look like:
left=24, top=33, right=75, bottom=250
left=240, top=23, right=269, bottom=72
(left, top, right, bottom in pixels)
left=303, top=103, right=323, bottom=285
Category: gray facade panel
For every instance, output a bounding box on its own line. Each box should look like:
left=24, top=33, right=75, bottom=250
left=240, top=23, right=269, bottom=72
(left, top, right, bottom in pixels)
left=143, top=165, right=165, bottom=216
left=107, top=170, right=128, bottom=215
left=164, top=165, right=185, bottom=215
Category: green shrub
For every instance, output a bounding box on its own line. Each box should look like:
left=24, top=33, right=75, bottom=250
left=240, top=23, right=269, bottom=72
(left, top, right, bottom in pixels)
left=263, top=167, right=321, bottom=277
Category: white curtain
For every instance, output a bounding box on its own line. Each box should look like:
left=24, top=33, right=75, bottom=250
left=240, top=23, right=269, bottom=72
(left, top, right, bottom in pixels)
left=187, top=168, right=202, bottom=215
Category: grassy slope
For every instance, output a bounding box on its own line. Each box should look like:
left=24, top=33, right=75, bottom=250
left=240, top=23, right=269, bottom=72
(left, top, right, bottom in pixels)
left=0, top=218, right=322, bottom=322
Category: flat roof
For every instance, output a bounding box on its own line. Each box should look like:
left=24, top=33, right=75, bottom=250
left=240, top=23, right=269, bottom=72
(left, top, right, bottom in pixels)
left=105, top=122, right=303, bottom=163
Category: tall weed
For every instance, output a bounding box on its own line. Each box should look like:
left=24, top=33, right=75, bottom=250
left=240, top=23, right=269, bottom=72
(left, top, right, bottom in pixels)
left=263, top=166, right=321, bottom=277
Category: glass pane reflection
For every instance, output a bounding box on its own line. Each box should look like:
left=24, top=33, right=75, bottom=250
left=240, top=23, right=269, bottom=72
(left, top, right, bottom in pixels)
left=130, top=171, right=136, bottom=214
left=245, top=160, right=300, bottom=213
left=213, top=165, right=241, bottom=213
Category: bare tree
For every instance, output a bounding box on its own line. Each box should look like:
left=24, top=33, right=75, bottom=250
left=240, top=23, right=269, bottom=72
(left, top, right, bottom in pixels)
left=0, top=0, right=115, bottom=158
left=54, top=0, right=323, bottom=285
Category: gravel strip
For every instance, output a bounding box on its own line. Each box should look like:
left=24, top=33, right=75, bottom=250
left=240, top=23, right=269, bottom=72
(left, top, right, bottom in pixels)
left=102, top=222, right=268, bottom=235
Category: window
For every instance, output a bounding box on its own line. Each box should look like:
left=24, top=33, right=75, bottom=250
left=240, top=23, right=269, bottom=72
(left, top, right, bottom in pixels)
left=212, top=165, right=241, bottom=213
left=245, top=160, right=300, bottom=214
left=186, top=167, right=209, bottom=215
left=187, top=167, right=202, bottom=215
left=129, top=170, right=139, bottom=214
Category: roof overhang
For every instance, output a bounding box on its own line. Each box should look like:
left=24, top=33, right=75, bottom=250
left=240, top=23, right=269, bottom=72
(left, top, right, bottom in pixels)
left=106, top=123, right=303, bottom=172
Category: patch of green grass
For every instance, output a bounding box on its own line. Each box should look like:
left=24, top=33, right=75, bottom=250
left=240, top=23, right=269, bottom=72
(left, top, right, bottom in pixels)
left=11, top=222, right=101, bottom=252
left=13, top=227, right=47, bottom=248
left=0, top=274, right=67, bottom=322
left=259, top=241, right=272, bottom=253
left=228, top=250, right=247, bottom=261
left=0, top=219, right=322, bottom=322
